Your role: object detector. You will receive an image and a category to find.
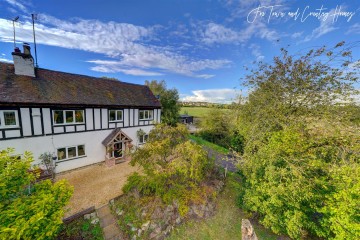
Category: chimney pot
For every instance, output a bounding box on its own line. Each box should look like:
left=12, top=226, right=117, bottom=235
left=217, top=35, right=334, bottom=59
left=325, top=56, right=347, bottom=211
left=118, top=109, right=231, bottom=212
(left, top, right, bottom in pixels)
left=23, top=43, right=31, bottom=55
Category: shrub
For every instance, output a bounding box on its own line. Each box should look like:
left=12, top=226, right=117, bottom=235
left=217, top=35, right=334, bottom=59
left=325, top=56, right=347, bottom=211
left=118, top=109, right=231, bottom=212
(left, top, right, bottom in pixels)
left=0, top=148, right=73, bottom=239
left=124, top=124, right=214, bottom=215
left=229, top=132, right=245, bottom=154
left=239, top=126, right=360, bottom=239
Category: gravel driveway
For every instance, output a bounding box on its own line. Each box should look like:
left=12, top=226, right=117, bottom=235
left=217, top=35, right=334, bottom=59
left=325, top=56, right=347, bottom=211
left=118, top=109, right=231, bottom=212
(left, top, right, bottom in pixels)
left=56, top=161, right=140, bottom=218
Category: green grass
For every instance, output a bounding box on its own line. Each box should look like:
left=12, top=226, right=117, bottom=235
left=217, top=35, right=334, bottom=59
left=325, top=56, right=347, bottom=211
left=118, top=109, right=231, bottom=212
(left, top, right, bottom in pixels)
left=189, top=134, right=229, bottom=155
left=168, top=174, right=280, bottom=240
left=181, top=107, right=229, bottom=118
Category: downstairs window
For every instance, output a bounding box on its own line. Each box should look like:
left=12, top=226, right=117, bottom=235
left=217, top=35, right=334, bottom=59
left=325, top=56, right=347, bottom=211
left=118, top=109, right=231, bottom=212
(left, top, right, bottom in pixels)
left=57, top=145, right=86, bottom=161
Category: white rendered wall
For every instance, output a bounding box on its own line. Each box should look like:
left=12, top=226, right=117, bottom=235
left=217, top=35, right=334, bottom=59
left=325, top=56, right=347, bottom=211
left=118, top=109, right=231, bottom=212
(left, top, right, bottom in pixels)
left=101, top=108, right=107, bottom=129
left=129, top=109, right=134, bottom=126
left=124, top=109, right=129, bottom=127
left=20, top=108, right=32, bottom=136
left=32, top=108, right=42, bottom=135
left=85, top=108, right=94, bottom=130
left=94, top=109, right=101, bottom=129
left=42, top=108, right=52, bottom=134
left=0, top=125, right=154, bottom=173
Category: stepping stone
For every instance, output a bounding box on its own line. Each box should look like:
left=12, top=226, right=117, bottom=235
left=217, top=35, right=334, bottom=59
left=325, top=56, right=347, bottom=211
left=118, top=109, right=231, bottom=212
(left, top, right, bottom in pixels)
left=103, top=223, right=121, bottom=240
left=96, top=204, right=122, bottom=240
left=97, top=204, right=112, bottom=218
left=100, top=213, right=116, bottom=228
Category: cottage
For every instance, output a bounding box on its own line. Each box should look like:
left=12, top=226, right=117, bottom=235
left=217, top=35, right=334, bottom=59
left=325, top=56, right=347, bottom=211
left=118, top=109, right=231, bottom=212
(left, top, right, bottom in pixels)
left=0, top=44, right=161, bottom=172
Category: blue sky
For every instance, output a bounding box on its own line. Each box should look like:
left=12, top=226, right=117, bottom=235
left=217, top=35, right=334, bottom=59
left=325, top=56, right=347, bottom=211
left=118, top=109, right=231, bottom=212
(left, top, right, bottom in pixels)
left=0, top=0, right=359, bottom=103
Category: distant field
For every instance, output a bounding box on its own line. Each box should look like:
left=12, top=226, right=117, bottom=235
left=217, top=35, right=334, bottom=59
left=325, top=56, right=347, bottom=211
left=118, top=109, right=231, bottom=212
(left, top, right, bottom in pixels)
left=180, top=107, right=229, bottom=118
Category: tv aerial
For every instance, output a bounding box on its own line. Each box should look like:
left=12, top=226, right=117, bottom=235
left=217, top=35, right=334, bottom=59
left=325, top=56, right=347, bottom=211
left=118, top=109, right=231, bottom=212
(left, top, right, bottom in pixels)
left=11, top=16, right=19, bottom=48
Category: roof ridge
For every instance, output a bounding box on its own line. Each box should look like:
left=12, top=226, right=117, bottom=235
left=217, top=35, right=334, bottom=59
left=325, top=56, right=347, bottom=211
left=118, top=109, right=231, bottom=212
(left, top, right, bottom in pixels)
left=0, top=61, right=161, bottom=107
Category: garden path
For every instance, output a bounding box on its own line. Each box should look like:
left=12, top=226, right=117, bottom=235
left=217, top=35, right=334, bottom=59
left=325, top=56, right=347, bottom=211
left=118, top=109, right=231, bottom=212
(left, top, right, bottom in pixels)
left=204, top=146, right=239, bottom=172
left=97, top=204, right=125, bottom=240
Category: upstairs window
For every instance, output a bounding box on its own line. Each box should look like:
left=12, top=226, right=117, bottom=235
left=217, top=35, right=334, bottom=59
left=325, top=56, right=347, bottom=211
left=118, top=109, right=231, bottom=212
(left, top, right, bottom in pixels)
left=57, top=145, right=86, bottom=161
left=109, top=110, right=123, bottom=122
left=0, top=110, right=19, bottom=128
left=53, top=110, right=84, bottom=125
left=139, top=110, right=153, bottom=120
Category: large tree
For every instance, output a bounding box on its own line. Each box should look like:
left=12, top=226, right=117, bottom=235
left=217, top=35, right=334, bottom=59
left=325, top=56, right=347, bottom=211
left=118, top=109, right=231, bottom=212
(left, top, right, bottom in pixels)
left=0, top=149, right=73, bottom=239
left=145, top=80, right=180, bottom=126
left=238, top=42, right=359, bottom=151
left=236, top=42, right=360, bottom=239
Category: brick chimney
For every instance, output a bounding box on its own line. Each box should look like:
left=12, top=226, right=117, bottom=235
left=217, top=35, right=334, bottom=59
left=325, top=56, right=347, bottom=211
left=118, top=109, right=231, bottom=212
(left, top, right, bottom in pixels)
left=11, top=43, right=35, bottom=77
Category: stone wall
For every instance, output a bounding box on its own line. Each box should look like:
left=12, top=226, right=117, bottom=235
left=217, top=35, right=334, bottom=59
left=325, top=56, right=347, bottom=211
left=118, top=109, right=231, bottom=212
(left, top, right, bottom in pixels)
left=112, top=180, right=225, bottom=240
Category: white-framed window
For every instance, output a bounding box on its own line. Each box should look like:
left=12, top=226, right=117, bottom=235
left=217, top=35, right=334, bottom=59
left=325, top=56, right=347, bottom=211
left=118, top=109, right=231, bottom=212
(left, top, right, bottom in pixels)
left=57, top=145, right=86, bottom=161
left=0, top=110, right=19, bottom=128
left=109, top=110, right=123, bottom=122
left=139, top=110, right=153, bottom=120
left=53, top=110, right=84, bottom=125
left=139, top=134, right=149, bottom=144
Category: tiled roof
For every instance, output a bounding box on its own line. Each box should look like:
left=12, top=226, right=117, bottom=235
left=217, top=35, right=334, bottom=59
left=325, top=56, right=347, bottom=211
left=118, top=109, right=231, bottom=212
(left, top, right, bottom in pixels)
left=102, top=128, right=133, bottom=146
left=179, top=114, right=193, bottom=118
left=0, top=62, right=161, bottom=108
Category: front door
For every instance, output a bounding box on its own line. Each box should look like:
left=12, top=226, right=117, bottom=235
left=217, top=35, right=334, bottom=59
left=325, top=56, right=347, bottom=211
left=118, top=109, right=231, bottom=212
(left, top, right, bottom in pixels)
left=112, top=142, right=123, bottom=158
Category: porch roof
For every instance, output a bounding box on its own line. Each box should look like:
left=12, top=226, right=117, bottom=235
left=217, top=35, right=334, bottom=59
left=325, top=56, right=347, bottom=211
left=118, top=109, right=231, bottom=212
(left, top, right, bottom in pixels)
left=102, top=128, right=133, bottom=146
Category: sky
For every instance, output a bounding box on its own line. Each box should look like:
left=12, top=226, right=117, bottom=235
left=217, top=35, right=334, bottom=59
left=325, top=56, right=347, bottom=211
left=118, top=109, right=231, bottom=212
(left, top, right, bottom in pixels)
left=0, top=0, right=359, bottom=103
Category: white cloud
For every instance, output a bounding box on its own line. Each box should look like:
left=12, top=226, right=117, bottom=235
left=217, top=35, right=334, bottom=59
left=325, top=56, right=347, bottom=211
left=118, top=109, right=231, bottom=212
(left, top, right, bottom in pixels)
left=195, top=74, right=215, bottom=79
left=4, top=0, right=28, bottom=13
left=0, top=15, right=230, bottom=77
left=198, top=21, right=278, bottom=45
left=182, top=88, right=238, bottom=103
left=291, top=31, right=303, bottom=39
left=88, top=60, right=163, bottom=76
left=0, top=57, right=13, bottom=63
left=249, top=44, right=264, bottom=61
left=116, top=68, right=164, bottom=77
left=200, top=22, right=241, bottom=44
left=302, top=8, right=339, bottom=42
left=346, top=23, right=360, bottom=35
left=169, top=24, right=189, bottom=38
left=222, top=0, right=289, bottom=22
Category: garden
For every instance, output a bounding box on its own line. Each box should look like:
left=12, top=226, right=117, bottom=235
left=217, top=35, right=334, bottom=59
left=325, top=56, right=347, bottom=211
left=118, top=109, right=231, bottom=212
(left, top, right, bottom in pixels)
left=110, top=123, right=227, bottom=239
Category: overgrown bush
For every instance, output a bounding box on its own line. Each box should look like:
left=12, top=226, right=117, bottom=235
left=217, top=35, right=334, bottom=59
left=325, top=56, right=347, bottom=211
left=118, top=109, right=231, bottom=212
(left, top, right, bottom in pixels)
left=240, top=126, right=360, bottom=239
left=124, top=124, right=214, bottom=215
left=0, top=148, right=73, bottom=239
left=229, top=131, right=245, bottom=154
left=198, top=108, right=245, bottom=153
left=237, top=42, right=360, bottom=239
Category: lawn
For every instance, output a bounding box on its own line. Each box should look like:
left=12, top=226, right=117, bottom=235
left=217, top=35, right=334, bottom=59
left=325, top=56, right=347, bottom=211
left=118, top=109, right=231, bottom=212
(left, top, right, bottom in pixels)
left=189, top=134, right=229, bottom=155
left=168, top=174, right=282, bottom=240
left=181, top=107, right=229, bottom=118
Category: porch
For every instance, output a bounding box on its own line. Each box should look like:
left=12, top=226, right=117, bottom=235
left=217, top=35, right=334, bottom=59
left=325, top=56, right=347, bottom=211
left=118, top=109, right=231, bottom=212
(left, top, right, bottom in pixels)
left=102, top=128, right=134, bottom=167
